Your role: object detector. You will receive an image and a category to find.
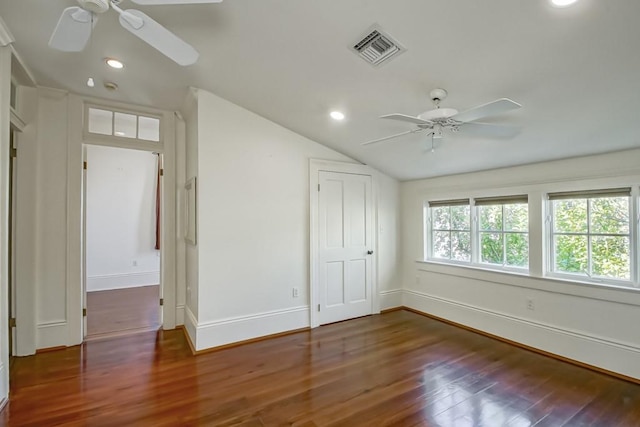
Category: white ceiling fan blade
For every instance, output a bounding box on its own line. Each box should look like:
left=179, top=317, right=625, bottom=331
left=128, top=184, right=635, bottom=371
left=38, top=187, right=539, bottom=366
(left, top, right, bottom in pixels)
left=451, top=98, right=521, bottom=123
left=130, top=0, right=222, bottom=4
left=361, top=129, right=424, bottom=146
left=118, top=9, right=199, bottom=66
left=458, top=122, right=521, bottom=138
left=380, top=114, right=433, bottom=126
left=48, top=7, right=95, bottom=52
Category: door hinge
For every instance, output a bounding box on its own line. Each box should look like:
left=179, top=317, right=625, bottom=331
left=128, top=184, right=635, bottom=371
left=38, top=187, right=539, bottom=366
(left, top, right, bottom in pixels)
left=160, top=298, right=164, bottom=306
left=10, top=147, right=17, bottom=158
left=83, top=161, right=88, bottom=170
left=82, top=308, right=87, bottom=317
left=9, top=318, right=16, bottom=328
left=317, top=304, right=320, bottom=312
left=160, top=168, right=164, bottom=177
left=318, top=184, right=320, bottom=192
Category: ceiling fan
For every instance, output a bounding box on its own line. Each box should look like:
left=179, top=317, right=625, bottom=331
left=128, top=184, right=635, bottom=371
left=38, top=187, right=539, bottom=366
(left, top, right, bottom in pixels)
left=49, top=0, right=222, bottom=66
left=362, top=89, right=522, bottom=149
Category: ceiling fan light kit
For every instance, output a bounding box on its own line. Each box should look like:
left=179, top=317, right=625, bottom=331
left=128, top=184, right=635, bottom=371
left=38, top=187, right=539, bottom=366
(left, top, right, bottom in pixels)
left=48, top=0, right=223, bottom=66
left=362, top=88, right=522, bottom=148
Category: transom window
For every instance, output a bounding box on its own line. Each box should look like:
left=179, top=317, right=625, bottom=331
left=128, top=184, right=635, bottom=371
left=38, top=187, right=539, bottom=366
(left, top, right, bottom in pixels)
left=549, top=188, right=631, bottom=281
left=429, top=199, right=471, bottom=262
left=86, top=107, right=161, bottom=142
left=477, top=196, right=529, bottom=268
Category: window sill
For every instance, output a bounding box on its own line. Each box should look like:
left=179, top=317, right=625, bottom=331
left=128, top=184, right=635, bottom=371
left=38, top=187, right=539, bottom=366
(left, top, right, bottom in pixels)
left=419, top=259, right=531, bottom=278
left=415, top=259, right=640, bottom=305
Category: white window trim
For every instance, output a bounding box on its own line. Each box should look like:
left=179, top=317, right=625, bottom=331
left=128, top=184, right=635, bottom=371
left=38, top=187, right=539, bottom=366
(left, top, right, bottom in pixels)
left=426, top=202, right=472, bottom=264
left=545, top=189, right=637, bottom=288
left=83, top=103, right=164, bottom=147
left=425, top=198, right=531, bottom=274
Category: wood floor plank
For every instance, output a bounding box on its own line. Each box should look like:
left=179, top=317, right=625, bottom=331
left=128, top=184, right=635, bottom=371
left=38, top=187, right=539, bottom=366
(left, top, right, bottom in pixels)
left=3, top=310, right=640, bottom=426
left=86, top=285, right=160, bottom=337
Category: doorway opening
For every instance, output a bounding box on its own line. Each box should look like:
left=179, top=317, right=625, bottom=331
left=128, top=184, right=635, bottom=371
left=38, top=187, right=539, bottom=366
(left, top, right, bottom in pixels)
left=83, top=145, right=163, bottom=339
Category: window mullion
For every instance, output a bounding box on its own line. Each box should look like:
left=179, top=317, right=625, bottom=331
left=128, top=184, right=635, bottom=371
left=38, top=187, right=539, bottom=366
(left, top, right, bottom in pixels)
left=502, top=205, right=507, bottom=266
left=587, top=199, right=592, bottom=276
left=448, top=206, right=453, bottom=261
left=632, top=188, right=639, bottom=286
left=471, top=203, right=478, bottom=264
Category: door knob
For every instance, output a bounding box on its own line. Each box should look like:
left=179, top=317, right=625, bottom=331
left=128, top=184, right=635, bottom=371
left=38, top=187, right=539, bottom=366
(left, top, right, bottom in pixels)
left=367, top=250, right=374, bottom=255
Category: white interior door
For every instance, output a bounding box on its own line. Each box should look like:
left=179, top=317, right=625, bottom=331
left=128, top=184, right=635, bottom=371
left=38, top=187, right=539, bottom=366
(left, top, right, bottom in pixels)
left=318, top=170, right=373, bottom=325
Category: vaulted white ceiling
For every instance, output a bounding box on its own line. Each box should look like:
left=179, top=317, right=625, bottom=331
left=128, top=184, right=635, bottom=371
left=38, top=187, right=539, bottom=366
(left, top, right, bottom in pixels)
left=2, top=0, right=639, bottom=180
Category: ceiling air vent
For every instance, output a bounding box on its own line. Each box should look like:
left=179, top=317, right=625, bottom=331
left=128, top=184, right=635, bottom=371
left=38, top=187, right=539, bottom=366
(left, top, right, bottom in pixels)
left=352, top=26, right=405, bottom=67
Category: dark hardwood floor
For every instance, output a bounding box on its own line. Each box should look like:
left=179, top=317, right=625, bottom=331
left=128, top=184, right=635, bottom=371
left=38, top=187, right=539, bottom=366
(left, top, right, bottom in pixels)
left=86, top=285, right=160, bottom=338
left=3, top=310, right=639, bottom=426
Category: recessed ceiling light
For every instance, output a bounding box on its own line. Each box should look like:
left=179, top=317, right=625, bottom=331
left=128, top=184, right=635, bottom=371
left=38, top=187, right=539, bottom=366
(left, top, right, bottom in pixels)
left=106, top=58, right=124, bottom=69
left=330, top=111, right=345, bottom=121
left=550, top=0, right=579, bottom=7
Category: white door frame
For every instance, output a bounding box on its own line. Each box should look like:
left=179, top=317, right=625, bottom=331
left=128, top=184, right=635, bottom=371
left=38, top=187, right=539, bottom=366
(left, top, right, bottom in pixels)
left=81, top=144, right=165, bottom=337
left=309, top=159, right=379, bottom=328
left=68, top=95, right=178, bottom=346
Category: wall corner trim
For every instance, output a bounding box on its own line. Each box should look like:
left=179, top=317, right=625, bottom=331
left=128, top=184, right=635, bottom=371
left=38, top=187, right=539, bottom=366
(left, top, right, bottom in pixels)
left=0, top=16, right=15, bottom=47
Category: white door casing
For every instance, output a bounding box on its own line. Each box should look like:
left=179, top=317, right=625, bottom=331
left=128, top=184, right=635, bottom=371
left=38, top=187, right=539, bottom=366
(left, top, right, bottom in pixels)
left=310, top=160, right=378, bottom=328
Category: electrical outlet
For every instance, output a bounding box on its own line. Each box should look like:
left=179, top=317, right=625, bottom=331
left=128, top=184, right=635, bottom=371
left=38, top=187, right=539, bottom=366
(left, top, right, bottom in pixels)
left=526, top=298, right=535, bottom=311
left=132, top=260, right=138, bottom=267
left=292, top=287, right=299, bottom=298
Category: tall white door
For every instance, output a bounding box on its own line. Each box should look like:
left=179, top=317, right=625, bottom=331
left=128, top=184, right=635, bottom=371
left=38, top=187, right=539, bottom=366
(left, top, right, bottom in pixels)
left=318, top=171, right=373, bottom=325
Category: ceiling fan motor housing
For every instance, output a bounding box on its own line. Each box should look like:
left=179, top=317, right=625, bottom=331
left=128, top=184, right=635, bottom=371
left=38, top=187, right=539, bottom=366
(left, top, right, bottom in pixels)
left=77, top=0, right=110, bottom=14
left=419, top=107, right=459, bottom=121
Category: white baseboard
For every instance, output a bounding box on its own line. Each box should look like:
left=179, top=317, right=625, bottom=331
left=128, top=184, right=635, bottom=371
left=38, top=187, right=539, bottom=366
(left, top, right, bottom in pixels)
left=193, top=306, right=310, bottom=351
left=87, top=271, right=160, bottom=292
left=380, top=289, right=403, bottom=310
left=36, top=321, right=68, bottom=350
left=176, top=305, right=185, bottom=326
left=184, top=306, right=198, bottom=348
left=403, top=289, right=640, bottom=380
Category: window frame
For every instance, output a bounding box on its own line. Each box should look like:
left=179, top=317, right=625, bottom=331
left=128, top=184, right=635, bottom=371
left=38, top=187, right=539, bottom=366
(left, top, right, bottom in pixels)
left=83, top=103, right=164, bottom=145
left=426, top=199, right=472, bottom=265
left=425, top=195, right=530, bottom=272
left=546, top=188, right=635, bottom=286
left=475, top=198, right=529, bottom=271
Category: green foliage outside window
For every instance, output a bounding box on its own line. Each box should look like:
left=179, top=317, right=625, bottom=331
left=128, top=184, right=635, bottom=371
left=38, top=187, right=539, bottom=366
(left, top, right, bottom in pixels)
left=479, top=203, right=528, bottom=267
left=552, top=197, right=630, bottom=280
left=431, top=205, right=471, bottom=262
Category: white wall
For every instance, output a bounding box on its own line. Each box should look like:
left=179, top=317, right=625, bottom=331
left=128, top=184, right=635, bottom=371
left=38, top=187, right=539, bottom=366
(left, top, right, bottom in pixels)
left=182, top=89, right=199, bottom=341
left=377, top=173, right=402, bottom=310
left=35, top=88, right=71, bottom=349
left=85, top=145, right=160, bottom=292
left=401, top=149, right=640, bottom=380
left=185, top=89, right=400, bottom=350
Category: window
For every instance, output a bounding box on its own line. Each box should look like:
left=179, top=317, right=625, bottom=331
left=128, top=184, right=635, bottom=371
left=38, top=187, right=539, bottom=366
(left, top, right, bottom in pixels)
left=549, top=188, right=631, bottom=281
left=429, top=199, right=471, bottom=262
left=86, top=107, right=161, bottom=142
left=477, top=196, right=529, bottom=268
